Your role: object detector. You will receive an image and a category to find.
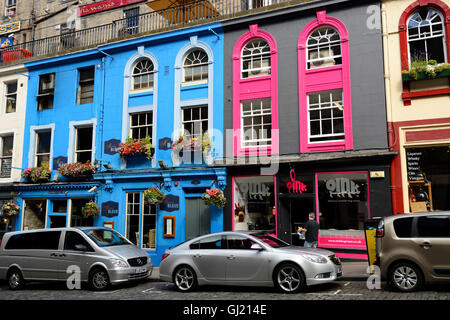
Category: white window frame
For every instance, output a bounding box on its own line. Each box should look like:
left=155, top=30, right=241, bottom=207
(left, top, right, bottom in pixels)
left=241, top=38, right=271, bottom=79
left=0, top=134, right=13, bottom=179
left=78, top=67, right=95, bottom=105
left=74, top=126, right=94, bottom=163
left=407, top=8, right=447, bottom=65
left=306, top=27, right=342, bottom=70
left=240, top=98, right=272, bottom=148
left=129, top=111, right=153, bottom=140
left=28, top=124, right=54, bottom=170
left=307, top=90, right=345, bottom=143
left=5, top=0, right=16, bottom=16
left=182, top=49, right=209, bottom=86
left=4, top=80, right=17, bottom=113
left=181, top=105, right=208, bottom=139
left=125, top=192, right=157, bottom=250
left=34, top=130, right=52, bottom=168
left=68, top=119, right=96, bottom=164
left=131, top=59, right=154, bottom=92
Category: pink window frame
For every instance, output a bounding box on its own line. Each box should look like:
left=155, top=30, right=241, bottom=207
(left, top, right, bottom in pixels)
left=298, top=11, right=353, bottom=153
left=231, top=174, right=277, bottom=236
left=232, top=24, right=279, bottom=157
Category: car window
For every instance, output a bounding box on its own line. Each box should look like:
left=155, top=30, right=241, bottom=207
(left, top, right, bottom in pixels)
left=5, top=231, right=61, bottom=250
left=64, top=231, right=94, bottom=252
left=226, top=235, right=256, bottom=250
left=82, top=228, right=131, bottom=247
left=417, top=216, right=450, bottom=238
left=190, top=235, right=223, bottom=250
left=253, top=234, right=290, bottom=248
left=393, top=217, right=413, bottom=238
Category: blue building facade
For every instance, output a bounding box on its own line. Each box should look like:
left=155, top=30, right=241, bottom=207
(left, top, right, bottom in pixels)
left=15, top=23, right=226, bottom=265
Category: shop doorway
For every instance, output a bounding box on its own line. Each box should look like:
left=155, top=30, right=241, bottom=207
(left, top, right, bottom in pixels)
left=23, top=199, right=47, bottom=230
left=185, top=197, right=210, bottom=241
left=279, top=196, right=315, bottom=246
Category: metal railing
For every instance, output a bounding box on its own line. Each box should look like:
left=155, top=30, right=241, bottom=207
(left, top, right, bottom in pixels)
left=0, top=0, right=302, bottom=66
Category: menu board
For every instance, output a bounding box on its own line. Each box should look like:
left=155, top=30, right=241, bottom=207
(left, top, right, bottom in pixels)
left=406, top=149, right=424, bottom=181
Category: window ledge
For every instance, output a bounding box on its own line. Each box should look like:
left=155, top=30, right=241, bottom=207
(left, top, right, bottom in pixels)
left=402, top=69, right=450, bottom=82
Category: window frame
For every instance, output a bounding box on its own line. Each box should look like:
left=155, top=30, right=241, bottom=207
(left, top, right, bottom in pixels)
left=0, top=134, right=13, bottom=178
left=4, top=0, right=16, bottom=16
left=34, top=129, right=52, bottom=168
left=5, top=80, right=17, bottom=113
left=78, top=66, right=95, bottom=105
left=182, top=49, right=209, bottom=86
left=240, top=98, right=272, bottom=148
left=37, top=73, right=55, bottom=111
left=131, top=59, right=155, bottom=92
left=181, top=105, right=208, bottom=139
left=74, top=125, right=94, bottom=163
left=129, top=111, right=153, bottom=141
left=241, top=38, right=271, bottom=79
left=306, top=26, right=342, bottom=70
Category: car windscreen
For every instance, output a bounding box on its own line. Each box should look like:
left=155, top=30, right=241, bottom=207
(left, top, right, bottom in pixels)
left=252, top=234, right=290, bottom=248
left=82, top=229, right=131, bottom=247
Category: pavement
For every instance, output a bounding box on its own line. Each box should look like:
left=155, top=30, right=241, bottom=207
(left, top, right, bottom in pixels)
left=148, top=261, right=369, bottom=282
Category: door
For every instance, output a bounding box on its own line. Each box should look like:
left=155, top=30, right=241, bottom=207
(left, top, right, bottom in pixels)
left=224, top=234, right=270, bottom=282
left=185, top=198, right=210, bottom=241
left=189, top=235, right=226, bottom=281
left=413, top=215, right=450, bottom=277
left=29, top=231, right=63, bottom=281
left=59, top=230, right=96, bottom=282
left=279, top=196, right=314, bottom=245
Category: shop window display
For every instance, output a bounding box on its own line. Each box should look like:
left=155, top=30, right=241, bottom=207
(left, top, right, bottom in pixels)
left=70, top=198, right=94, bottom=227
left=317, top=172, right=369, bottom=230
left=233, top=176, right=276, bottom=232
left=406, top=146, right=450, bottom=212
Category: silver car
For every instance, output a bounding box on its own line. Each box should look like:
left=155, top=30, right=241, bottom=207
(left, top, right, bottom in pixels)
left=0, top=227, right=153, bottom=291
left=159, top=232, right=342, bottom=293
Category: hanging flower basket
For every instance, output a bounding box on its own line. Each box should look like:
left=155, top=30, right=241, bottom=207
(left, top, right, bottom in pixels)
left=21, top=166, right=51, bottom=183
left=57, top=162, right=96, bottom=177
left=143, top=187, right=165, bottom=205
left=116, top=136, right=154, bottom=160
left=81, top=201, right=100, bottom=218
left=202, top=188, right=227, bottom=208
left=1, top=202, right=20, bottom=217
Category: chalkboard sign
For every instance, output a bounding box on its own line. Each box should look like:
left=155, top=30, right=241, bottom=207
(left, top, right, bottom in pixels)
left=406, top=149, right=425, bottom=181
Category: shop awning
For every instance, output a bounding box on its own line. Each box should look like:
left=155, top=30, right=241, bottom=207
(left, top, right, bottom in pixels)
left=146, top=0, right=219, bottom=24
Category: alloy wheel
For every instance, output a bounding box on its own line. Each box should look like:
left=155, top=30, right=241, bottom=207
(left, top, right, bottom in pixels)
left=8, top=269, right=24, bottom=290
left=174, top=266, right=196, bottom=291
left=90, top=269, right=110, bottom=291
left=393, top=266, right=418, bottom=291
left=277, top=265, right=303, bottom=293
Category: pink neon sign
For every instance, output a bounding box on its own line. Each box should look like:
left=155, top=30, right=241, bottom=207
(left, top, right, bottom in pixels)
left=286, top=170, right=307, bottom=194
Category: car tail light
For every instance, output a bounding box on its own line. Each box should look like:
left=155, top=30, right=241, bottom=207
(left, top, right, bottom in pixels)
left=375, top=220, right=384, bottom=237
left=161, top=253, right=170, bottom=262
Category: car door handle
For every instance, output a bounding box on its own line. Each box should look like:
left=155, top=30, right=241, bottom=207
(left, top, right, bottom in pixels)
left=227, top=255, right=236, bottom=260
left=193, top=254, right=202, bottom=258
left=420, top=242, right=432, bottom=249
left=50, top=253, right=58, bottom=257
left=59, top=253, right=66, bottom=257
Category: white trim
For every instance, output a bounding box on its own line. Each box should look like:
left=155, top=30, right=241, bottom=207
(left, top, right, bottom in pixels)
left=28, top=124, right=55, bottom=169
left=67, top=119, right=97, bottom=164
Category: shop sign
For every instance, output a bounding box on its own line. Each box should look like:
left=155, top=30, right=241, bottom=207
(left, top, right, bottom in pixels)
left=326, top=177, right=360, bottom=199
left=104, top=139, right=121, bottom=155
left=0, top=21, right=20, bottom=35
left=160, top=194, right=179, bottom=212
left=0, top=37, right=13, bottom=48
left=78, top=0, right=146, bottom=16
left=238, top=182, right=271, bottom=200
left=53, top=156, right=68, bottom=170
left=406, top=149, right=425, bottom=181
left=286, top=169, right=307, bottom=194
left=101, top=201, right=119, bottom=218
left=318, top=230, right=366, bottom=250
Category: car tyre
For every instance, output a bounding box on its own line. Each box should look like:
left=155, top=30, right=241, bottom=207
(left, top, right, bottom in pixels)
left=7, top=268, right=25, bottom=290
left=389, top=262, right=423, bottom=292
left=274, top=263, right=305, bottom=294
left=89, top=267, right=111, bottom=291
left=173, top=265, right=197, bottom=292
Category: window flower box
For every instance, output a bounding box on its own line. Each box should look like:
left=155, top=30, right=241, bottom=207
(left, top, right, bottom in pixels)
left=172, top=134, right=212, bottom=164
left=116, top=136, right=154, bottom=160
left=57, top=162, right=96, bottom=178
left=21, top=166, right=51, bottom=183
left=402, top=61, right=450, bottom=81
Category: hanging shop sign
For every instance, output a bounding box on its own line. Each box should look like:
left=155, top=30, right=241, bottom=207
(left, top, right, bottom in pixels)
left=160, top=194, right=179, bottom=212
left=78, top=0, right=146, bottom=16
left=286, top=169, right=307, bottom=194
left=0, top=37, right=13, bottom=48
left=104, top=139, right=121, bottom=155
left=0, top=21, right=20, bottom=36
left=101, top=201, right=119, bottom=218
left=53, top=156, right=68, bottom=171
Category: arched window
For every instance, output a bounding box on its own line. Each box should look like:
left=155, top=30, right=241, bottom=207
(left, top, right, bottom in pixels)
left=183, top=49, right=208, bottom=85
left=307, top=27, right=342, bottom=69
left=232, top=24, right=278, bottom=156
left=407, top=8, right=446, bottom=64
left=298, top=11, right=353, bottom=153
left=241, top=38, right=271, bottom=78
left=132, top=58, right=154, bottom=91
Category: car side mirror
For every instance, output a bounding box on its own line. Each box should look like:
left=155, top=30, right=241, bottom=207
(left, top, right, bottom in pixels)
left=74, top=244, right=88, bottom=252
left=251, top=243, right=264, bottom=251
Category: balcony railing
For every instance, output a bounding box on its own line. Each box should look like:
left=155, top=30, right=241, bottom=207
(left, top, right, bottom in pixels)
left=0, top=0, right=302, bottom=66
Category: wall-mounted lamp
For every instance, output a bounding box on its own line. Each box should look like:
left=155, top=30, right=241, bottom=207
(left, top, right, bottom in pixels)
left=88, top=186, right=98, bottom=193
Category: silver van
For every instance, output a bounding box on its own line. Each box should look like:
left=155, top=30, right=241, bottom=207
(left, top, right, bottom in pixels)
left=0, top=227, right=153, bottom=291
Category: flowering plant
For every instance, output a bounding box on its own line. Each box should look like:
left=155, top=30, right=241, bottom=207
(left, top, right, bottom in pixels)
left=57, top=162, right=96, bottom=177
left=116, top=136, right=154, bottom=159
left=403, top=59, right=450, bottom=80
left=202, top=188, right=227, bottom=208
left=1, top=202, right=20, bottom=216
left=143, top=187, right=165, bottom=205
left=81, top=201, right=100, bottom=218
left=21, top=166, right=51, bottom=183
left=172, top=134, right=212, bottom=154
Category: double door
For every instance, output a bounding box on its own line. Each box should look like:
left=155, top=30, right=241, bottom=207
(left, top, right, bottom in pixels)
left=278, top=195, right=315, bottom=245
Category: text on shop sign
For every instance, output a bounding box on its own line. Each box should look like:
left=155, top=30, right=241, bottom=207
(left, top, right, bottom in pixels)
left=326, top=178, right=360, bottom=199
left=286, top=170, right=307, bottom=194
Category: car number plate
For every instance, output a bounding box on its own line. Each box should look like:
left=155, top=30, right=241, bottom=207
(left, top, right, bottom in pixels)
left=135, top=267, right=147, bottom=274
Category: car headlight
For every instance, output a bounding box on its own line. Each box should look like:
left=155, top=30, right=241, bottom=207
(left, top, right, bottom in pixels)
left=110, top=258, right=128, bottom=268
left=301, top=254, right=328, bottom=264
